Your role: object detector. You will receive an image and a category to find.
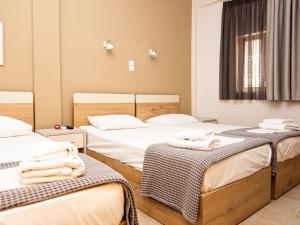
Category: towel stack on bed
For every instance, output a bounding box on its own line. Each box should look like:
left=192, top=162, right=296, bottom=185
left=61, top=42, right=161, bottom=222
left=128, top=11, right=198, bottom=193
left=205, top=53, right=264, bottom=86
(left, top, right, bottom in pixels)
left=19, top=141, right=85, bottom=184
left=168, top=129, right=221, bottom=151
left=258, top=118, right=300, bottom=132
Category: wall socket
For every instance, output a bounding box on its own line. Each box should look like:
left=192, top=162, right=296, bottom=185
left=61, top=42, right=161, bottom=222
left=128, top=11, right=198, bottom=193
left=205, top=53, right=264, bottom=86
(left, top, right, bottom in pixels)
left=129, top=60, right=135, bottom=72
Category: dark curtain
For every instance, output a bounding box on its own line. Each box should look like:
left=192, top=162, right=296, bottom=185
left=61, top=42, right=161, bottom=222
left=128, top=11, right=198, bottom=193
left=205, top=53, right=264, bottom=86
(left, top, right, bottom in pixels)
left=219, top=0, right=267, bottom=100
left=266, top=0, right=300, bottom=100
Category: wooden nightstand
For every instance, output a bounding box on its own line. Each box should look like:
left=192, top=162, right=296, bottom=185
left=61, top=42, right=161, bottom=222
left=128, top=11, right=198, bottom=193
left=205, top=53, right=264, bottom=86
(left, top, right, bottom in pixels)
left=197, top=117, right=218, bottom=124
left=36, top=128, right=86, bottom=154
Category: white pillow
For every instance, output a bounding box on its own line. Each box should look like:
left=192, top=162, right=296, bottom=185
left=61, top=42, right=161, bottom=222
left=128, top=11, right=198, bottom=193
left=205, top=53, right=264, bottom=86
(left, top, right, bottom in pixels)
left=146, top=114, right=198, bottom=125
left=88, top=115, right=148, bottom=131
left=0, top=116, right=32, bottom=138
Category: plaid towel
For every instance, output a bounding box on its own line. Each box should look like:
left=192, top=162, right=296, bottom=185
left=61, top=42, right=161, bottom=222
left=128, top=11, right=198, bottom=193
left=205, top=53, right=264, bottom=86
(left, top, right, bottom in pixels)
left=141, top=138, right=270, bottom=224
left=221, top=128, right=300, bottom=174
left=0, top=154, right=138, bottom=225
left=0, top=162, right=18, bottom=170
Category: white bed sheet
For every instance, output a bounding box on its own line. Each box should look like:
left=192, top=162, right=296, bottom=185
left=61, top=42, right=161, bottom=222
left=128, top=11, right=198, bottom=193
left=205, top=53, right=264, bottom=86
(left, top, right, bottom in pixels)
left=0, top=133, right=53, bottom=163
left=0, top=133, right=125, bottom=225
left=152, top=121, right=245, bottom=134
left=81, top=125, right=271, bottom=193
left=150, top=122, right=300, bottom=162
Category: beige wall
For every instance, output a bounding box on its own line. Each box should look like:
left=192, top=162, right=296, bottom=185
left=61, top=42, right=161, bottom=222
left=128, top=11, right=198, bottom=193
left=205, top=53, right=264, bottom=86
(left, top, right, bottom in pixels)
left=0, top=0, right=33, bottom=92
left=33, top=0, right=62, bottom=128
left=193, top=2, right=300, bottom=126
left=60, top=0, right=192, bottom=125
left=0, top=0, right=192, bottom=128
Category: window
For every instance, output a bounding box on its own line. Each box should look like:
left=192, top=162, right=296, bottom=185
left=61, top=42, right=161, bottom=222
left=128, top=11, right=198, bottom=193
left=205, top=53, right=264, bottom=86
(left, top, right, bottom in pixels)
left=243, top=38, right=262, bottom=88
left=236, top=32, right=266, bottom=94
left=219, top=0, right=267, bottom=100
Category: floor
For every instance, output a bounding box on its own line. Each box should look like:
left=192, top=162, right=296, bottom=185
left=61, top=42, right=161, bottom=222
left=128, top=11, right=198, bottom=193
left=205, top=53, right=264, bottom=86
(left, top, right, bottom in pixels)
left=137, top=184, right=300, bottom=225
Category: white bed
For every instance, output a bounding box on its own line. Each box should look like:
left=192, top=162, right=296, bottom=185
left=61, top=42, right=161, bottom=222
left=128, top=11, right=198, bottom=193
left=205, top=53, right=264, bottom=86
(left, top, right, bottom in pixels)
left=147, top=121, right=300, bottom=163
left=0, top=134, right=127, bottom=225
left=135, top=93, right=300, bottom=199
left=136, top=94, right=300, bottom=163
left=0, top=91, right=127, bottom=225
left=81, top=124, right=272, bottom=193
left=74, top=92, right=273, bottom=225
left=0, top=132, right=126, bottom=225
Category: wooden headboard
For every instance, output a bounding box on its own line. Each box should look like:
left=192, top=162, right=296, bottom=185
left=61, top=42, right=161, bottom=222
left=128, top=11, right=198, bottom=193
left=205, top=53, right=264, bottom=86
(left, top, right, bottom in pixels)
left=135, top=94, right=180, bottom=120
left=73, top=93, right=135, bottom=127
left=0, top=91, right=34, bottom=127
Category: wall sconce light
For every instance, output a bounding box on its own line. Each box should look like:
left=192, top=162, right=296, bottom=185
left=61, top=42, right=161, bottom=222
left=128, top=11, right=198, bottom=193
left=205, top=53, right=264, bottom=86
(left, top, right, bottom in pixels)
left=148, top=48, right=158, bottom=58
left=102, top=40, right=114, bottom=50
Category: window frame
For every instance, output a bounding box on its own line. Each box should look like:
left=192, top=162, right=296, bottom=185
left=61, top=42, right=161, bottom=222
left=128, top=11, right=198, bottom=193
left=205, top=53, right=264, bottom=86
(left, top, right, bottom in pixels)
left=235, top=31, right=267, bottom=94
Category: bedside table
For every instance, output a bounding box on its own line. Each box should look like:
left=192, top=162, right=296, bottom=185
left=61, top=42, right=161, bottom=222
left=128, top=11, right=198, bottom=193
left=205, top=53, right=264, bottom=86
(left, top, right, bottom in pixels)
left=197, top=117, right=218, bottom=124
left=36, top=128, right=86, bottom=154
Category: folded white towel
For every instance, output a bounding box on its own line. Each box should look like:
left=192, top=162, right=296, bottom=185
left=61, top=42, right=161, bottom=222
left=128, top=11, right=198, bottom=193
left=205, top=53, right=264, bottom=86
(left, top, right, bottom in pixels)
left=168, top=136, right=245, bottom=151
left=174, top=129, right=214, bottom=141
left=259, top=122, right=300, bottom=131
left=19, top=156, right=85, bottom=184
left=20, top=167, right=73, bottom=179
left=168, top=136, right=221, bottom=151
left=20, top=156, right=84, bottom=172
left=247, top=128, right=289, bottom=134
left=27, top=141, right=78, bottom=161
left=263, top=118, right=294, bottom=125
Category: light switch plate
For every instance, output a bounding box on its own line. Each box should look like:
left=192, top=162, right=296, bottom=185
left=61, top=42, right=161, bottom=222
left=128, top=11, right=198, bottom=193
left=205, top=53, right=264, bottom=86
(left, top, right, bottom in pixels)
left=129, top=60, right=135, bottom=72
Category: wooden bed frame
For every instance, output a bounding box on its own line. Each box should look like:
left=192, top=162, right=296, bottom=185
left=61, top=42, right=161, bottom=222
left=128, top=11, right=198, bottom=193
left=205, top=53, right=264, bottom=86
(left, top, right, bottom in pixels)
left=73, top=93, right=135, bottom=127
left=272, top=154, right=300, bottom=199
left=73, top=93, right=272, bottom=225
left=136, top=94, right=300, bottom=200
left=0, top=91, right=34, bottom=127
left=135, top=94, right=180, bottom=120
left=88, top=150, right=271, bottom=225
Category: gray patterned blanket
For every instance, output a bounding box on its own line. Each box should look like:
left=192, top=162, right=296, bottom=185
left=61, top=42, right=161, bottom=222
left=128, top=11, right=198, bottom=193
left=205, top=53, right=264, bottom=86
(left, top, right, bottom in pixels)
left=0, top=154, right=138, bottom=225
left=141, top=138, right=270, bottom=224
left=221, top=128, right=300, bottom=174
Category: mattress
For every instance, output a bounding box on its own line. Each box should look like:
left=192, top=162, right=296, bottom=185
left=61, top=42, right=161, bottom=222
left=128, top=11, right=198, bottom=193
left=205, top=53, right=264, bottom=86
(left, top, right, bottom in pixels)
left=277, top=136, right=300, bottom=162
left=0, top=183, right=124, bottom=225
left=0, top=133, right=52, bottom=163
left=152, top=122, right=300, bottom=162
left=0, top=133, right=125, bottom=225
left=81, top=125, right=272, bottom=193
